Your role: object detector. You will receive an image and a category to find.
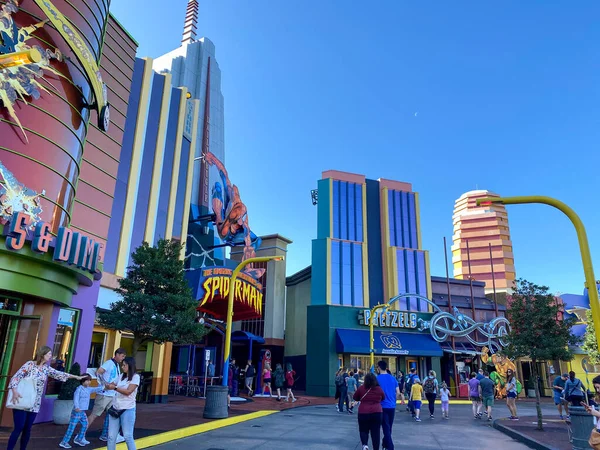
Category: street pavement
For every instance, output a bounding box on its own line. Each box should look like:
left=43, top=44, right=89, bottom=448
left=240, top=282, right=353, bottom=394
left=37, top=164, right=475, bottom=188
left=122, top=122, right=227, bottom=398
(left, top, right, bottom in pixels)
left=150, top=401, right=561, bottom=449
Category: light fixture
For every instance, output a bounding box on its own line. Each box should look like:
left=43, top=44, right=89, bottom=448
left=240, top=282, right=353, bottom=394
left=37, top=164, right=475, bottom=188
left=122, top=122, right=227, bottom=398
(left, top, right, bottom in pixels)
left=0, top=48, right=42, bottom=70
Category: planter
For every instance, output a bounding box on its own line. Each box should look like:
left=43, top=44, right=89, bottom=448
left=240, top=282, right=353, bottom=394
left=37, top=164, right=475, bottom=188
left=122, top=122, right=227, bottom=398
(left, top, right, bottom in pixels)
left=53, top=399, right=74, bottom=425
left=527, top=389, right=536, bottom=398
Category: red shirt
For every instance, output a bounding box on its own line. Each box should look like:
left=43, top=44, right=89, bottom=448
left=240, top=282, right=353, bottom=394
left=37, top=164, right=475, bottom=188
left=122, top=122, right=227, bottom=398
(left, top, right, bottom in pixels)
left=353, top=385, right=385, bottom=414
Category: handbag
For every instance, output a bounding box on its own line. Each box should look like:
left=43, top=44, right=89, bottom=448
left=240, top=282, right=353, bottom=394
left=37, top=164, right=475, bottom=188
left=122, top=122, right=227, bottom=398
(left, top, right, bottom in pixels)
left=6, top=376, right=36, bottom=410
left=107, top=406, right=125, bottom=418
left=589, top=428, right=600, bottom=449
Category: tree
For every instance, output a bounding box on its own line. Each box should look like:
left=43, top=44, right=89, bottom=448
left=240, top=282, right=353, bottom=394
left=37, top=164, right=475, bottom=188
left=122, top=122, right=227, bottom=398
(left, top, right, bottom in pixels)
left=582, top=309, right=600, bottom=365
left=503, top=279, right=579, bottom=431
left=98, top=239, right=207, bottom=356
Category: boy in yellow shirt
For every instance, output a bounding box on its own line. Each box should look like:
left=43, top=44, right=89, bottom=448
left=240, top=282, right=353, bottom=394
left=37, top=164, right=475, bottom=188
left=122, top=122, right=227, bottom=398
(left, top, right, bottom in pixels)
left=410, top=378, right=424, bottom=422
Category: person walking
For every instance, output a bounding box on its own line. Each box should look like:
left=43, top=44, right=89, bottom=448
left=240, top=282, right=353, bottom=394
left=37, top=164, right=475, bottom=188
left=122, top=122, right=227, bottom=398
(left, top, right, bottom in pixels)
left=88, top=348, right=127, bottom=443
left=439, top=382, right=451, bottom=419
left=564, top=371, right=586, bottom=407
left=285, top=363, right=297, bottom=402
left=7, top=346, right=84, bottom=450
left=59, top=375, right=104, bottom=448
left=409, top=377, right=423, bottom=422
left=405, top=367, right=418, bottom=416
left=338, top=368, right=350, bottom=413
left=479, top=371, right=496, bottom=422
left=334, top=368, right=343, bottom=410
left=476, top=369, right=485, bottom=380
left=353, top=373, right=385, bottom=450
left=505, top=368, right=519, bottom=420
left=423, top=370, right=439, bottom=419
left=244, top=360, right=256, bottom=396
left=104, top=357, right=140, bottom=450
left=553, top=373, right=569, bottom=419
left=469, top=372, right=482, bottom=419
left=273, top=363, right=285, bottom=401
left=347, top=370, right=358, bottom=413
left=262, top=363, right=273, bottom=397
left=376, top=361, right=399, bottom=450
left=396, top=371, right=406, bottom=406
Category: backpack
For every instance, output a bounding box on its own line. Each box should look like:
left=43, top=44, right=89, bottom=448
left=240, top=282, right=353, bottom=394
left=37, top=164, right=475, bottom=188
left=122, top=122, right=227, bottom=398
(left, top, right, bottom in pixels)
left=274, top=370, right=285, bottom=387
left=246, top=365, right=255, bottom=377
left=406, top=374, right=415, bottom=391
left=423, top=377, right=436, bottom=394
left=335, top=375, right=344, bottom=387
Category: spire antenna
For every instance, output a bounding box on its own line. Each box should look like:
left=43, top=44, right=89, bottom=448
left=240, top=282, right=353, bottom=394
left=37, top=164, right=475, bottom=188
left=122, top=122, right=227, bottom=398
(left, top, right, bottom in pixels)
left=182, top=0, right=199, bottom=44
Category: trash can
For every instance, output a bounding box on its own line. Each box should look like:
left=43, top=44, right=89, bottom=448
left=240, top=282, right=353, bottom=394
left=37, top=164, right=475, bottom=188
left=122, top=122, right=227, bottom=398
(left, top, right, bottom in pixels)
left=203, top=385, right=229, bottom=419
left=570, top=406, right=593, bottom=450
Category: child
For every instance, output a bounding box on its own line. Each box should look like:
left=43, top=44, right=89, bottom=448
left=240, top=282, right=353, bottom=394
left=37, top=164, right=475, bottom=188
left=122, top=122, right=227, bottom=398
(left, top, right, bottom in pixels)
left=410, top=377, right=423, bottom=422
left=59, top=375, right=104, bottom=448
left=440, top=382, right=451, bottom=419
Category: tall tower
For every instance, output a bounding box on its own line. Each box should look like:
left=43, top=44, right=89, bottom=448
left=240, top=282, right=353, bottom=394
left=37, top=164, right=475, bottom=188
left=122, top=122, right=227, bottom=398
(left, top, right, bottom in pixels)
left=451, top=190, right=516, bottom=293
left=152, top=1, right=226, bottom=264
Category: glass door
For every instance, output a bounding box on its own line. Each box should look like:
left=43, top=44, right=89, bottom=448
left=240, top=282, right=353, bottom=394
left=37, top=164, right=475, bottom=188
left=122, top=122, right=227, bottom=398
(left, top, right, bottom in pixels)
left=0, top=315, right=41, bottom=425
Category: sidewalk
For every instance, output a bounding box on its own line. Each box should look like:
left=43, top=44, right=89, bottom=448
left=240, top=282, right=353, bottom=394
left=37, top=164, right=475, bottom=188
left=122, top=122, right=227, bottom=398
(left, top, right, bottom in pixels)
left=0, top=393, right=333, bottom=449
left=494, top=415, right=571, bottom=450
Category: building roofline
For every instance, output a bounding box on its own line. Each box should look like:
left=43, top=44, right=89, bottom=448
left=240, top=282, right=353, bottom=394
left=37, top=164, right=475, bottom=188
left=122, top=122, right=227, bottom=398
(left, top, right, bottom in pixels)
left=431, top=275, right=486, bottom=287
left=108, top=13, right=139, bottom=46
left=286, top=266, right=311, bottom=286
left=260, top=234, right=293, bottom=244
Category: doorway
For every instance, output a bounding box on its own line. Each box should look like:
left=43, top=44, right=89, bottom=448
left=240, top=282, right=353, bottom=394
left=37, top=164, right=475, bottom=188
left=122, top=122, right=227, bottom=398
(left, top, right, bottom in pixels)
left=0, top=314, right=41, bottom=425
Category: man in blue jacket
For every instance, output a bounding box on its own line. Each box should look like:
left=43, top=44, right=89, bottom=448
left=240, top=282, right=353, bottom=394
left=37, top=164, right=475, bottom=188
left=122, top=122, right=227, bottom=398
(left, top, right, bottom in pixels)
left=377, top=361, right=399, bottom=450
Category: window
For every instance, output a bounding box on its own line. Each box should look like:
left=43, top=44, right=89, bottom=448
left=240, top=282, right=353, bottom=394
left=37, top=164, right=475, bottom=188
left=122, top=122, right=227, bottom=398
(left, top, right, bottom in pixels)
left=88, top=332, right=107, bottom=369
left=350, top=355, right=397, bottom=375
left=46, top=308, right=79, bottom=395
left=331, top=240, right=365, bottom=306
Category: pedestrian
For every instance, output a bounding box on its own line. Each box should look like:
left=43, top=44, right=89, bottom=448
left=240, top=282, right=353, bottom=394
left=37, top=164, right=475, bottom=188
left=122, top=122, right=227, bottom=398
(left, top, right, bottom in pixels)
left=104, top=357, right=140, bottom=450
left=285, top=363, right=297, bottom=402
left=410, top=377, right=423, bottom=422
left=476, top=368, right=485, bottom=381
left=396, top=371, right=406, bottom=405
left=263, top=363, right=273, bottom=397
left=376, top=360, right=399, bottom=450
left=439, top=382, right=451, bottom=419
left=469, top=372, right=482, bottom=419
left=59, top=375, right=104, bottom=448
left=353, top=373, right=385, bottom=450
left=335, top=368, right=344, bottom=411
left=273, top=363, right=285, bottom=401
left=347, top=370, right=358, bottom=413
left=244, top=360, right=255, bottom=396
left=582, top=375, right=600, bottom=449
left=423, top=370, right=439, bottom=419
left=505, top=368, right=519, bottom=420
left=88, top=348, right=127, bottom=443
left=231, top=358, right=239, bottom=397
left=406, top=367, right=418, bottom=416
left=553, top=373, right=569, bottom=419
left=227, top=363, right=233, bottom=409
left=565, top=370, right=586, bottom=407
left=479, top=371, right=496, bottom=422
left=338, top=368, right=350, bottom=413
left=7, top=346, right=84, bottom=450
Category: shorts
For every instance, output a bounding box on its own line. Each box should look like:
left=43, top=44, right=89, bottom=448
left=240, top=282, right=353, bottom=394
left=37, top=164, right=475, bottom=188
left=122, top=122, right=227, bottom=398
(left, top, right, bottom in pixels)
left=554, top=393, right=564, bottom=405
left=441, top=400, right=449, bottom=410
left=483, top=396, right=494, bottom=407
left=245, top=377, right=254, bottom=387
left=264, top=378, right=271, bottom=384
left=507, top=392, right=517, bottom=399
left=470, top=396, right=481, bottom=402
left=413, top=400, right=422, bottom=410
left=91, top=394, right=113, bottom=417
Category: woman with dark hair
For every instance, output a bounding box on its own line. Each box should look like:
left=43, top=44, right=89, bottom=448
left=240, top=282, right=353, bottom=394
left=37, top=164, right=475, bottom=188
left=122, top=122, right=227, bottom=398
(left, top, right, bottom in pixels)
left=7, top=346, right=83, bottom=450
left=505, top=369, right=519, bottom=420
left=353, top=373, right=385, bottom=450
left=564, top=370, right=586, bottom=407
left=105, top=357, right=139, bottom=450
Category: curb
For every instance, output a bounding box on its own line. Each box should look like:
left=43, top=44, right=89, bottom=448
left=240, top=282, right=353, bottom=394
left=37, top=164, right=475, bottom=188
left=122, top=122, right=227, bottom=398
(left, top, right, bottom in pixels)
left=93, top=410, right=279, bottom=450
left=492, top=419, right=558, bottom=450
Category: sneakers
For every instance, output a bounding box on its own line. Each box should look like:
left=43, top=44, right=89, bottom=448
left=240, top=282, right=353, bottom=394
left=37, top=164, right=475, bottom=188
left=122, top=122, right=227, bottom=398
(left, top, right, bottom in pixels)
left=430, top=414, right=434, bottom=419
left=566, top=415, right=571, bottom=420
left=72, top=440, right=85, bottom=447
left=99, top=436, right=108, bottom=442
left=560, top=414, right=564, bottom=420
left=292, top=398, right=297, bottom=403
left=415, top=417, right=422, bottom=422
left=488, top=417, right=493, bottom=422
left=79, top=439, right=90, bottom=445
left=348, top=410, right=353, bottom=414
left=444, top=415, right=449, bottom=420
left=362, top=446, right=369, bottom=450
left=59, top=443, right=72, bottom=449
left=509, top=416, right=520, bottom=421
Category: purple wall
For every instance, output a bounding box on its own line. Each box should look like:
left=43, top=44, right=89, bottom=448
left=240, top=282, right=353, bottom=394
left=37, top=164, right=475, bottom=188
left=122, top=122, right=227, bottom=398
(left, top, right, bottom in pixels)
left=35, top=281, right=100, bottom=423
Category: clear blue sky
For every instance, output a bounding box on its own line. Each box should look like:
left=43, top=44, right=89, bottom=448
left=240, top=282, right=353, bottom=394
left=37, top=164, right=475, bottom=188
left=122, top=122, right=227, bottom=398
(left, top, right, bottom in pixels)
left=111, top=0, right=600, bottom=295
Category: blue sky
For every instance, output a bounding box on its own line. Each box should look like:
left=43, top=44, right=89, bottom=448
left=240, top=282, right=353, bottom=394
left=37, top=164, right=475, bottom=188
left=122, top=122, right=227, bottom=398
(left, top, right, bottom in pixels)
left=111, top=0, right=600, bottom=295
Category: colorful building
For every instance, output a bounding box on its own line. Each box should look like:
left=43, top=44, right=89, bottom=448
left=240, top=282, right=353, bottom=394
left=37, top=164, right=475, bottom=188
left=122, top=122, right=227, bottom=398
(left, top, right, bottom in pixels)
left=0, top=0, right=136, bottom=424
left=286, top=171, right=442, bottom=396
left=452, top=190, right=516, bottom=294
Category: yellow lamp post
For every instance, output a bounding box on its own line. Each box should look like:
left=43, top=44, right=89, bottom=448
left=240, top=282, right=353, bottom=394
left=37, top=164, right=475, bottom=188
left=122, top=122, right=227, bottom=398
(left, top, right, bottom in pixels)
left=476, top=195, right=600, bottom=352
left=222, top=255, right=284, bottom=387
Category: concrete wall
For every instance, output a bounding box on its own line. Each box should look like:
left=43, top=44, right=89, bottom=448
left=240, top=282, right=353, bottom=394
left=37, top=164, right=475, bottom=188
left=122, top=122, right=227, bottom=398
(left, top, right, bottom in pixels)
left=285, top=277, right=310, bottom=357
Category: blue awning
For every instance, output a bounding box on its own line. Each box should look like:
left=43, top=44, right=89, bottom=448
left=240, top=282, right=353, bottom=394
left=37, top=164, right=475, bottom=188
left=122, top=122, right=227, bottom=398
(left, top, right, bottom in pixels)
left=336, top=329, right=443, bottom=357
left=232, top=330, right=265, bottom=344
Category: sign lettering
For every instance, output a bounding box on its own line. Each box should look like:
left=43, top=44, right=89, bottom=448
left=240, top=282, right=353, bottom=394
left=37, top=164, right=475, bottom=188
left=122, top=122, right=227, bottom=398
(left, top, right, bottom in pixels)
left=359, top=309, right=422, bottom=330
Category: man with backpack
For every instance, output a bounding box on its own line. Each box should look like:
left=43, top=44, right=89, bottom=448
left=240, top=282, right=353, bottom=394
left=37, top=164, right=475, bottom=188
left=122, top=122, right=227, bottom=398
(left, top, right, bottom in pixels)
left=406, top=368, right=418, bottom=416
left=244, top=360, right=256, bottom=396
left=336, top=368, right=350, bottom=413
left=423, top=370, right=440, bottom=419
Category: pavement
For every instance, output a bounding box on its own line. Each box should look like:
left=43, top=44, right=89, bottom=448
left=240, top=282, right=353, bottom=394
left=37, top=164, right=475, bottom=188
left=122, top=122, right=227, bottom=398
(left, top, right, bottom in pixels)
left=148, top=401, right=561, bottom=449
left=0, top=395, right=572, bottom=449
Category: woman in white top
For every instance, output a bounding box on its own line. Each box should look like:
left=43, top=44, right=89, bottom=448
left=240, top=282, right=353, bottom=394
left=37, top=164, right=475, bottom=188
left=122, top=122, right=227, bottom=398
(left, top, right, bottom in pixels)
left=105, top=357, right=140, bottom=450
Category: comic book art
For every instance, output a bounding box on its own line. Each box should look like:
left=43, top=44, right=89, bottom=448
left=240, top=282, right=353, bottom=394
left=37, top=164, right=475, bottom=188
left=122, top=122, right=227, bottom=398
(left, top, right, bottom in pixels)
left=203, top=151, right=264, bottom=278
left=0, top=160, right=44, bottom=226
left=481, top=346, right=522, bottom=397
